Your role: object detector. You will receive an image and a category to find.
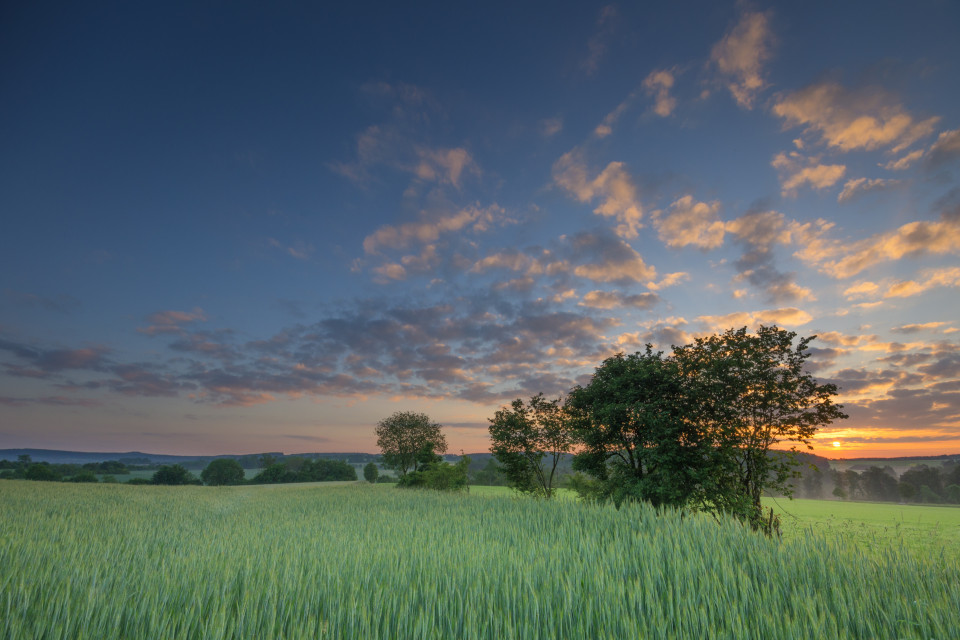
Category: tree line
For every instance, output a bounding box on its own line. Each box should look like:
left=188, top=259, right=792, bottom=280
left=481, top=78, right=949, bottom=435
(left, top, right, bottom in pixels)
left=372, top=326, right=850, bottom=534
left=829, top=463, right=960, bottom=504
left=1, top=454, right=357, bottom=486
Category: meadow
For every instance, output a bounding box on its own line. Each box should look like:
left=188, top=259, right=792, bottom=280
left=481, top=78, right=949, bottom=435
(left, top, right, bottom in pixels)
left=2, top=481, right=959, bottom=639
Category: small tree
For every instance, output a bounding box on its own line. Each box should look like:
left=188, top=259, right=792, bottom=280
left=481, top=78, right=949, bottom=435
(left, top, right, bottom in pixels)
left=363, top=461, right=379, bottom=483
left=375, top=411, right=447, bottom=477
left=489, top=393, right=572, bottom=498
left=201, top=458, right=245, bottom=486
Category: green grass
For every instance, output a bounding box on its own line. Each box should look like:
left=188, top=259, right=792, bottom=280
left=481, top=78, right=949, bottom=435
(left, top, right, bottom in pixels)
left=766, top=497, right=960, bottom=562
left=2, top=481, right=958, bottom=639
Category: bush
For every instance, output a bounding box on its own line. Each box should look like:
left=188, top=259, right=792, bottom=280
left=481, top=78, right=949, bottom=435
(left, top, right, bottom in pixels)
left=397, top=456, right=469, bottom=492
left=126, top=478, right=151, bottom=485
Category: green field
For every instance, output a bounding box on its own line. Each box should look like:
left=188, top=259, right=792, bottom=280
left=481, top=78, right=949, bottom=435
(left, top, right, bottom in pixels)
left=767, top=497, right=960, bottom=561
left=2, top=481, right=958, bottom=639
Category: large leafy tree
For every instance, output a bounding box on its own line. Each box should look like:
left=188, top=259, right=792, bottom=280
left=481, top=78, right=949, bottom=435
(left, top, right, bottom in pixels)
left=673, top=326, right=847, bottom=530
left=375, top=411, right=447, bottom=477
left=201, top=458, right=245, bottom=486
left=489, top=393, right=572, bottom=498
left=566, top=347, right=705, bottom=508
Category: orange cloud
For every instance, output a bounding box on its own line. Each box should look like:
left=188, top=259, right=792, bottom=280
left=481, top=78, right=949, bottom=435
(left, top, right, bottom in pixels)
left=697, top=307, right=813, bottom=331
left=884, top=267, right=960, bottom=298
left=771, top=151, right=846, bottom=197
left=710, top=11, right=774, bottom=109
left=773, top=82, right=939, bottom=153
left=363, top=204, right=507, bottom=254
left=654, top=195, right=725, bottom=249
left=642, top=68, right=677, bottom=117
left=553, top=150, right=644, bottom=239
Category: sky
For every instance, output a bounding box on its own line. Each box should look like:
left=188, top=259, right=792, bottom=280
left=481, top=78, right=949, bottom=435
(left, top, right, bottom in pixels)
left=1, top=1, right=959, bottom=458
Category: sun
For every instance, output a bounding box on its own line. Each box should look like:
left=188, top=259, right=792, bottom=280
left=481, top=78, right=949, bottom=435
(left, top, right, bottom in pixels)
left=832, top=441, right=841, bottom=447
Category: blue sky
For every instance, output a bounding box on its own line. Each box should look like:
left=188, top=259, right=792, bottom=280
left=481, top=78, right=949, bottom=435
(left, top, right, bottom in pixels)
left=2, top=0, right=959, bottom=456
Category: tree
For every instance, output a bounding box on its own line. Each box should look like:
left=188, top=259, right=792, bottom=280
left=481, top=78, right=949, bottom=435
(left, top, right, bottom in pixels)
left=489, top=394, right=573, bottom=498
left=201, top=458, right=245, bottom=486
left=861, top=466, right=899, bottom=501
left=363, top=462, right=379, bottom=483
left=68, top=470, right=100, bottom=483
left=152, top=464, right=200, bottom=485
left=673, top=326, right=847, bottom=532
left=25, top=463, right=60, bottom=482
left=566, top=347, right=705, bottom=508
left=375, top=411, right=447, bottom=477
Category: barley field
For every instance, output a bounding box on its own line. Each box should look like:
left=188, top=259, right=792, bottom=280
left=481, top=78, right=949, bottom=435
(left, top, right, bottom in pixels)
left=2, top=481, right=958, bottom=639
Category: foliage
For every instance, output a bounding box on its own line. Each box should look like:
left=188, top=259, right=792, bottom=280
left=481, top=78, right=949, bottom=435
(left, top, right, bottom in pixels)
left=860, top=466, right=900, bottom=501
left=397, top=455, right=470, bottom=492
left=566, top=347, right=705, bottom=509
left=68, top=470, right=100, bottom=483
left=2, top=482, right=959, bottom=639
left=24, top=463, right=61, bottom=482
left=374, top=411, right=447, bottom=476
left=82, top=460, right=129, bottom=475
left=363, top=462, right=379, bottom=484
left=151, top=464, right=201, bottom=486
left=489, top=394, right=572, bottom=498
left=201, top=458, right=246, bottom=486
left=470, top=458, right=508, bottom=486
left=672, top=326, right=847, bottom=531
left=249, top=458, right=357, bottom=484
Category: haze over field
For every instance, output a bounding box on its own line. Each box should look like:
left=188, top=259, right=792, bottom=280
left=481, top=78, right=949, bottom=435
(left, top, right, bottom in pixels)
left=1, top=1, right=959, bottom=457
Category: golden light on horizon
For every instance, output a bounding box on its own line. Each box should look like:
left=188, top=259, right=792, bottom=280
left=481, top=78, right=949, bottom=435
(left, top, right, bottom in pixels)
left=832, top=441, right=841, bottom=448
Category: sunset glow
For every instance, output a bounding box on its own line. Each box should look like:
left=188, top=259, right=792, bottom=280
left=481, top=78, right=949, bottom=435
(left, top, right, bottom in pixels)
left=1, top=2, right=958, bottom=458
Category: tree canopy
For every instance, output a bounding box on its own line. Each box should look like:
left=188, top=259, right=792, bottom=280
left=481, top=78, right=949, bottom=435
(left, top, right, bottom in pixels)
left=566, top=347, right=705, bottom=508
left=498, top=326, right=848, bottom=533
left=375, top=411, right=447, bottom=476
left=201, top=458, right=245, bottom=486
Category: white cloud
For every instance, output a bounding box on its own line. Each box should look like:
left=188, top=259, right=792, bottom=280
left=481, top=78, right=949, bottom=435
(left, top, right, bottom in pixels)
left=709, top=11, right=774, bottom=109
